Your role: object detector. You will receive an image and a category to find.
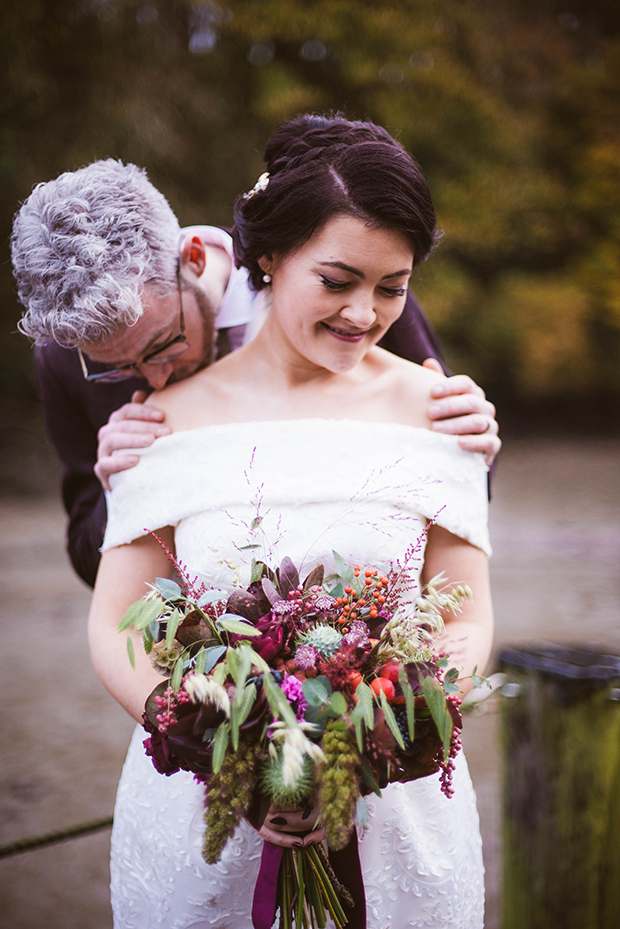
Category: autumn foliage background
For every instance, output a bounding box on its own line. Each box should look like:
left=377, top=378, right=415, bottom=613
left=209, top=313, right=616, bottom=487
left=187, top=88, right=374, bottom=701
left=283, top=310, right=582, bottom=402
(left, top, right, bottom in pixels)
left=2, top=0, right=619, bottom=431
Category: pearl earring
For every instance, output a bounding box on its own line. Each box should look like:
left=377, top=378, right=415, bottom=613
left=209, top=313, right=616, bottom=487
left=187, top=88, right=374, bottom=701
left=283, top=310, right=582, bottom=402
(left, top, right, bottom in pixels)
left=262, top=273, right=272, bottom=284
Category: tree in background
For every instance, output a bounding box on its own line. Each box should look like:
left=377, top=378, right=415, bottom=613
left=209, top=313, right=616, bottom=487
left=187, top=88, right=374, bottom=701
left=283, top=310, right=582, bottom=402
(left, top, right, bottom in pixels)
left=2, top=0, right=619, bottom=415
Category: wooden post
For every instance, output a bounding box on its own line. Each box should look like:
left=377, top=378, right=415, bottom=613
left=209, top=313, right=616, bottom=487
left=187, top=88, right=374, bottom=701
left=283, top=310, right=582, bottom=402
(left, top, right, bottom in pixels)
left=499, top=644, right=620, bottom=929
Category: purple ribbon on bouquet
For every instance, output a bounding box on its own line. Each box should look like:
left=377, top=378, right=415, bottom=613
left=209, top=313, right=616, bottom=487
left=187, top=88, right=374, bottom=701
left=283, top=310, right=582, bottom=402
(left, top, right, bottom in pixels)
left=251, top=833, right=366, bottom=929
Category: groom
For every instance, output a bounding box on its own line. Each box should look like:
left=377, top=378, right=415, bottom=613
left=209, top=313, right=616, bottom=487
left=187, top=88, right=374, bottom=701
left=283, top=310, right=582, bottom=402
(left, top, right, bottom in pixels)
left=11, top=159, right=500, bottom=587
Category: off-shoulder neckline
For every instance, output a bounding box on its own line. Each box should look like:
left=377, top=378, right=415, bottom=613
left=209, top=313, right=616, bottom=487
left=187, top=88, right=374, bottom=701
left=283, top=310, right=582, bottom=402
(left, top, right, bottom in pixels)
left=153, top=418, right=448, bottom=443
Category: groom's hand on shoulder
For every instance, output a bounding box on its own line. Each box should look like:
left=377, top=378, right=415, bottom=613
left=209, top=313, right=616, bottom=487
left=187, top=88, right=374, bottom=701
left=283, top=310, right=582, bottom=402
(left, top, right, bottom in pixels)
left=94, top=390, right=171, bottom=491
left=422, top=359, right=501, bottom=467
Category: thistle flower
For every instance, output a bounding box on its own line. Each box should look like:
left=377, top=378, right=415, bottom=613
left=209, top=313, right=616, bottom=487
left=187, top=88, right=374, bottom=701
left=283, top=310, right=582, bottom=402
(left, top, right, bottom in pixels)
left=295, top=643, right=318, bottom=669
left=299, top=624, right=343, bottom=658
left=184, top=673, right=231, bottom=717
left=259, top=749, right=315, bottom=806
left=272, top=599, right=297, bottom=615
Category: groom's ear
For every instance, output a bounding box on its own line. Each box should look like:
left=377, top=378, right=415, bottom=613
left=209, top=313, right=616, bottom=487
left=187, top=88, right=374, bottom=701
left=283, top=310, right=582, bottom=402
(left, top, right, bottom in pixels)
left=179, top=234, right=207, bottom=278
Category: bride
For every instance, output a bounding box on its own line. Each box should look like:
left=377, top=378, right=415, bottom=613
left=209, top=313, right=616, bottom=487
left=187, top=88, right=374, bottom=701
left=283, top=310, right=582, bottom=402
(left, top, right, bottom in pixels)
left=89, top=114, right=494, bottom=928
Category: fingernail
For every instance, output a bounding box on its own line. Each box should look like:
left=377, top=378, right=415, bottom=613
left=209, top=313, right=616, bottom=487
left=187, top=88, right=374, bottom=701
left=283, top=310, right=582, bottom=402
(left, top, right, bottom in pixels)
left=149, top=410, right=164, bottom=420
left=428, top=403, right=442, bottom=416
left=155, top=426, right=170, bottom=436
left=302, top=805, right=312, bottom=820
left=431, top=385, right=445, bottom=397
left=293, top=841, right=303, bottom=848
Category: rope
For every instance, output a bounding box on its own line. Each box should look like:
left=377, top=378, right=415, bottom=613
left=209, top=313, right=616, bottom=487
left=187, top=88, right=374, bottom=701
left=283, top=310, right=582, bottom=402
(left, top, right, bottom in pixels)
left=0, top=815, right=113, bottom=858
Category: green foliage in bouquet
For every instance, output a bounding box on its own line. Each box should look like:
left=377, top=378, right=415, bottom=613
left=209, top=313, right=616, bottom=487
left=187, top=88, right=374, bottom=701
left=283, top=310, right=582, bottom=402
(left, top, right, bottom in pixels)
left=203, top=734, right=263, bottom=864
left=317, top=725, right=361, bottom=852
left=120, top=538, right=484, bottom=927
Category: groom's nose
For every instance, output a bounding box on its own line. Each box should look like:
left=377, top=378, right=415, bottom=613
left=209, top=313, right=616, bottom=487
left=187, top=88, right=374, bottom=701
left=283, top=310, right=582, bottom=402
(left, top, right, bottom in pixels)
left=139, top=361, right=175, bottom=390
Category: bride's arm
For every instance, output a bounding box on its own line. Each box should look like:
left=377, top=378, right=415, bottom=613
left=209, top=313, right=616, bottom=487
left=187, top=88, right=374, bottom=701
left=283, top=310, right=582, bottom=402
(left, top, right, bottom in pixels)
left=88, top=528, right=176, bottom=722
left=421, top=524, right=494, bottom=694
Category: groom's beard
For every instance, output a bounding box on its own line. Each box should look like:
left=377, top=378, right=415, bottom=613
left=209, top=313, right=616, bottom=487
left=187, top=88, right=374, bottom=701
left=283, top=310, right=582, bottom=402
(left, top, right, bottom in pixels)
left=166, top=281, right=217, bottom=384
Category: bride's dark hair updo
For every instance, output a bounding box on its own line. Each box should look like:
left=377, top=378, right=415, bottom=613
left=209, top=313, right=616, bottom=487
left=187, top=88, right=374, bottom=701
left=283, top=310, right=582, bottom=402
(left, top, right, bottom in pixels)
left=233, top=113, right=438, bottom=291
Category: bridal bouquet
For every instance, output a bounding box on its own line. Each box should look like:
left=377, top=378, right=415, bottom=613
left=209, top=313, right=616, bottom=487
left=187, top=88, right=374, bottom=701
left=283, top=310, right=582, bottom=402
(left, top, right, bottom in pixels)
left=120, top=538, right=475, bottom=929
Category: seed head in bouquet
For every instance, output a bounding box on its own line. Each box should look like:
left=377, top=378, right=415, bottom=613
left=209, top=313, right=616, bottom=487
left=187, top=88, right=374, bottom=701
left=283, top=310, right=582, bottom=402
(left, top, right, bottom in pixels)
left=118, top=525, right=482, bottom=929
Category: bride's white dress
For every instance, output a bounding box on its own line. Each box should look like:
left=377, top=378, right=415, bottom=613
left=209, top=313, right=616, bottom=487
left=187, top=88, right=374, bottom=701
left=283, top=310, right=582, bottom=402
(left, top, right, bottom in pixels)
left=103, top=420, right=490, bottom=929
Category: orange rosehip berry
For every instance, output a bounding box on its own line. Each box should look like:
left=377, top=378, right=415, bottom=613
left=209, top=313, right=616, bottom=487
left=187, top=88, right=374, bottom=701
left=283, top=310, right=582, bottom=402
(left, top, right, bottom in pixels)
left=381, top=577, right=389, bottom=586
left=377, top=595, right=386, bottom=604
left=369, top=609, right=378, bottom=619
left=348, top=671, right=363, bottom=691
left=343, top=604, right=351, bottom=612
left=344, top=586, right=353, bottom=595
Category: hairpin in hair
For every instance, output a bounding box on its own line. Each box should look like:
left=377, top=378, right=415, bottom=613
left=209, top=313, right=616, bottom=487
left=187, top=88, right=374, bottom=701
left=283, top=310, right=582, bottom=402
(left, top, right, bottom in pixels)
left=243, top=172, right=270, bottom=200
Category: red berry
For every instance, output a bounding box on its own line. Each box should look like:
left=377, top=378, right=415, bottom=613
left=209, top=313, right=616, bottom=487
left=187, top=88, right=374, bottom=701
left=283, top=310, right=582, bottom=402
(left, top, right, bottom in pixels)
left=379, top=661, right=400, bottom=683
left=370, top=678, right=396, bottom=701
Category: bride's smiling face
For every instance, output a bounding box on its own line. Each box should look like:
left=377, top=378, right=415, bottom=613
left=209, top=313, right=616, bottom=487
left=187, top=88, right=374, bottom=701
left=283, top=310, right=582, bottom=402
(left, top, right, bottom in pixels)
left=260, top=214, right=414, bottom=374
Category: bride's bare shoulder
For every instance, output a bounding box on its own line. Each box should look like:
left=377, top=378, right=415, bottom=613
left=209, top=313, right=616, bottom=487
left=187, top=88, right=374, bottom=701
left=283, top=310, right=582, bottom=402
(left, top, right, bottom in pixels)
left=149, top=356, right=235, bottom=431
left=371, top=348, right=446, bottom=429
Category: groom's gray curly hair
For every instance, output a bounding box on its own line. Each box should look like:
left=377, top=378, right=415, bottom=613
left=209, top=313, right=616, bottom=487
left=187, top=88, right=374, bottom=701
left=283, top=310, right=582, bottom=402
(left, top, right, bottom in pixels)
left=11, top=159, right=181, bottom=347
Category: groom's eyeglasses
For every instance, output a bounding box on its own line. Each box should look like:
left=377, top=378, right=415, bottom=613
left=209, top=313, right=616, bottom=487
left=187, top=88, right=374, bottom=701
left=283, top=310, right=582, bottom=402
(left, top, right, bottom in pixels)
left=77, top=266, right=189, bottom=384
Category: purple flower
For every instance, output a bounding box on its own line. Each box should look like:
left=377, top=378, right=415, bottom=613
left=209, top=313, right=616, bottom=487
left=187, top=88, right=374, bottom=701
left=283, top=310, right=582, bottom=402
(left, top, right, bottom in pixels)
left=295, top=643, right=318, bottom=670
left=281, top=674, right=308, bottom=720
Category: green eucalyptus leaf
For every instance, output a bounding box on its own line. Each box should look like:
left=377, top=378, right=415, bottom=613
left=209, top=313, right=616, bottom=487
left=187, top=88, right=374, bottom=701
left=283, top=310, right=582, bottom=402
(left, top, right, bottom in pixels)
left=327, top=581, right=344, bottom=599
left=332, top=550, right=355, bottom=582
left=198, top=589, right=229, bottom=606
left=315, top=675, right=332, bottom=695
left=302, top=678, right=329, bottom=708
left=201, top=644, right=227, bottom=674
left=156, top=578, right=182, bottom=600
left=323, top=691, right=347, bottom=718
left=356, top=795, right=369, bottom=829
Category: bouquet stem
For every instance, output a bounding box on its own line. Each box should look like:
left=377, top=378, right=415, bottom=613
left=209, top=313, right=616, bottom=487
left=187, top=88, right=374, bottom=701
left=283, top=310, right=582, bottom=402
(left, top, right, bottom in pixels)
left=279, top=844, right=348, bottom=928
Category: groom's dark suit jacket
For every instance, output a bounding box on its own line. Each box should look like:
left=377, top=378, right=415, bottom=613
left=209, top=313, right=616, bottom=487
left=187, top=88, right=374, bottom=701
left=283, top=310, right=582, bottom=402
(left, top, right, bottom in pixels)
left=34, top=291, right=449, bottom=587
